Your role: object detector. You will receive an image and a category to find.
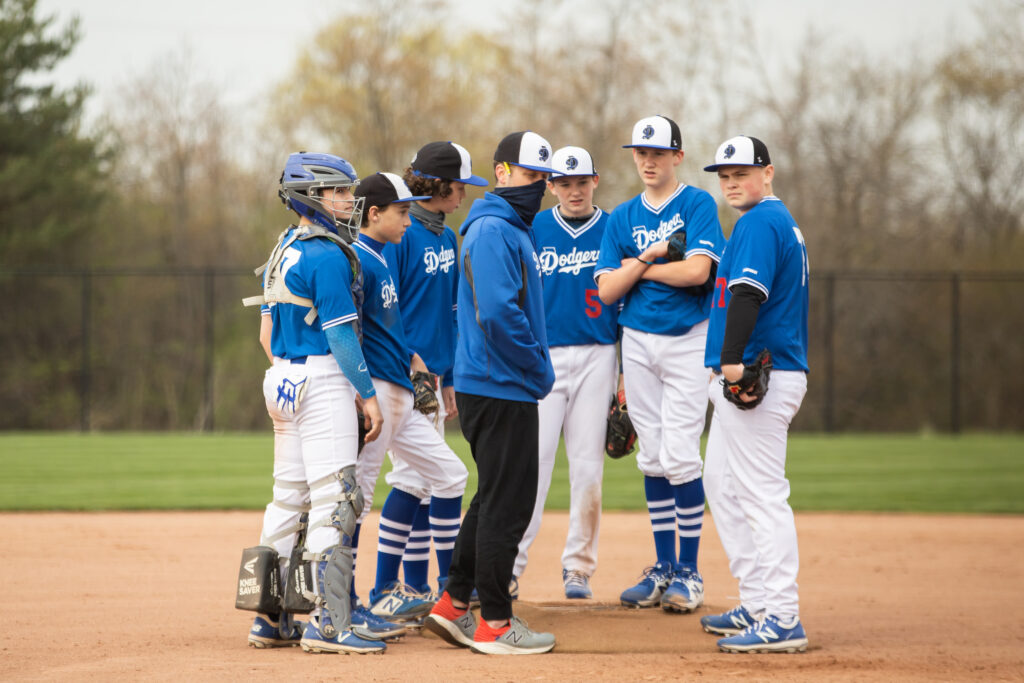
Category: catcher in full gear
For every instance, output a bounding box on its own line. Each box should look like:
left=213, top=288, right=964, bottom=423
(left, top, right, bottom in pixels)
left=236, top=152, right=387, bottom=655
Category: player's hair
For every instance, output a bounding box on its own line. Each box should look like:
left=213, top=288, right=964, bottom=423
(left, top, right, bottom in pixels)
left=402, top=167, right=455, bottom=200
left=360, top=201, right=394, bottom=227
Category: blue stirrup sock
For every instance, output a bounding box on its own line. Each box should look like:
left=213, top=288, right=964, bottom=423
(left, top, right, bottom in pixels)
left=673, top=477, right=705, bottom=570
left=645, top=475, right=676, bottom=565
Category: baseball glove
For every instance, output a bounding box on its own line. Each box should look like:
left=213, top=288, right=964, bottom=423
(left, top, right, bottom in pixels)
left=666, top=230, right=687, bottom=261
left=605, top=389, right=638, bottom=459
left=356, top=411, right=368, bottom=454
left=722, top=348, right=773, bottom=410
left=411, top=370, right=439, bottom=416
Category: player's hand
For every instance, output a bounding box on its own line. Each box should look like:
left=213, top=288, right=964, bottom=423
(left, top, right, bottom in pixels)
left=721, top=363, right=757, bottom=403
left=442, top=385, right=458, bottom=420
left=361, top=395, right=384, bottom=443
left=410, top=353, right=428, bottom=374
left=641, top=241, right=669, bottom=262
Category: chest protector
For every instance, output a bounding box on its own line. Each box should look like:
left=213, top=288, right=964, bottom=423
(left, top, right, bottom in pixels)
left=243, top=225, right=363, bottom=336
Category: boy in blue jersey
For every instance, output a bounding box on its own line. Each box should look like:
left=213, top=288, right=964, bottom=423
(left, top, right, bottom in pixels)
left=348, top=172, right=470, bottom=627
left=425, top=131, right=557, bottom=655
left=513, top=146, right=619, bottom=599
left=245, top=152, right=386, bottom=654
left=595, top=115, right=725, bottom=614
left=699, top=136, right=810, bottom=653
left=382, top=141, right=488, bottom=600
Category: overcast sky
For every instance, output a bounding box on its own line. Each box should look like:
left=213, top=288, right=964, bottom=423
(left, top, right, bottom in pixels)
left=36, top=0, right=977, bottom=122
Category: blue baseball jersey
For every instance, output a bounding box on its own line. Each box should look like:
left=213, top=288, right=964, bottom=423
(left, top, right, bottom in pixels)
left=704, top=196, right=809, bottom=372
left=382, top=215, right=458, bottom=386
left=354, top=234, right=414, bottom=390
left=266, top=227, right=359, bottom=359
left=533, top=207, right=619, bottom=346
left=595, top=184, right=724, bottom=336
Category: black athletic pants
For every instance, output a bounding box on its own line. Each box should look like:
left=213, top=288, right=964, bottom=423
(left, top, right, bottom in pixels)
left=446, top=392, right=539, bottom=622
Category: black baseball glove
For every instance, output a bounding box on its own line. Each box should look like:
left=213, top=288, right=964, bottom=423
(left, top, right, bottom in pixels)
left=605, top=390, right=638, bottom=459
left=722, top=348, right=773, bottom=410
left=666, top=230, right=687, bottom=261
left=411, top=370, right=439, bottom=416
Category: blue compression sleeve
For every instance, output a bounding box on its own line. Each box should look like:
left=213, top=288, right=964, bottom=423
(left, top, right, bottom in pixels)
left=324, top=323, right=376, bottom=399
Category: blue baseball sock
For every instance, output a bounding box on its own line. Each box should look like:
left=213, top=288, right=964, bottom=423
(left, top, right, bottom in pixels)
left=429, top=494, right=462, bottom=590
left=372, top=488, right=420, bottom=598
left=673, top=477, right=705, bottom=570
left=402, top=499, right=431, bottom=593
left=645, top=475, right=676, bottom=565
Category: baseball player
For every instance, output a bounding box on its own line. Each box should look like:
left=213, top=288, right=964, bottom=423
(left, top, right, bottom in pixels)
left=595, top=115, right=725, bottom=613
left=425, top=131, right=556, bottom=655
left=244, top=152, right=386, bottom=654
left=346, top=172, right=470, bottom=625
left=512, top=146, right=619, bottom=599
left=699, top=136, right=810, bottom=653
left=381, top=141, right=488, bottom=600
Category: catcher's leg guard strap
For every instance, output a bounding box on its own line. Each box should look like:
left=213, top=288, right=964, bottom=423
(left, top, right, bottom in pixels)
left=308, top=465, right=364, bottom=537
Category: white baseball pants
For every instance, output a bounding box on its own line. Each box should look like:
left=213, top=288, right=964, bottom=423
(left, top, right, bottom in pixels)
left=621, top=321, right=709, bottom=485
left=704, top=370, right=807, bottom=620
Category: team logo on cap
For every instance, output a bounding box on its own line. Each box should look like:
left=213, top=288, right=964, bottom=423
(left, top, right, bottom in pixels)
left=642, top=125, right=655, bottom=140
left=724, top=144, right=736, bottom=159
left=565, top=156, right=579, bottom=170
left=539, top=146, right=550, bottom=162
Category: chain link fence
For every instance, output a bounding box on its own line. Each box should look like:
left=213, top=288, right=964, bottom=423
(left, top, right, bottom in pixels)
left=1, top=268, right=1021, bottom=432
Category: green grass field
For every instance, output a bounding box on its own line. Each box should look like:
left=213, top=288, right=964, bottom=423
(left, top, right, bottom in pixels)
left=0, top=432, right=1021, bottom=513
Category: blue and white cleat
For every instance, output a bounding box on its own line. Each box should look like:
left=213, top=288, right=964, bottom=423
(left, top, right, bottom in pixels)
left=351, top=604, right=407, bottom=641
left=717, top=614, right=808, bottom=653
left=562, top=569, right=593, bottom=599
left=620, top=561, right=673, bottom=608
left=661, top=565, right=704, bottom=613
left=248, top=613, right=304, bottom=648
left=701, top=605, right=757, bottom=635
left=300, top=613, right=387, bottom=654
left=369, top=581, right=435, bottom=622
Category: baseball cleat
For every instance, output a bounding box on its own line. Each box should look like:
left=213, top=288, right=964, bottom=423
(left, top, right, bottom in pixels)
left=299, top=614, right=387, bottom=654
left=247, top=613, right=304, bottom=648
left=562, top=569, right=593, bottom=599
left=350, top=604, right=407, bottom=641
left=470, top=616, right=555, bottom=655
left=468, top=576, right=519, bottom=609
left=717, top=614, right=808, bottom=654
left=424, top=592, right=477, bottom=648
left=661, top=566, right=704, bottom=613
left=620, top=561, right=673, bottom=608
left=369, top=581, right=435, bottom=621
left=701, top=605, right=757, bottom=635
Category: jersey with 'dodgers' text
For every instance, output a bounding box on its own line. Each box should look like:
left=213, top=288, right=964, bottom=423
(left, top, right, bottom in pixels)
left=595, top=183, right=725, bottom=336
left=533, top=206, right=619, bottom=346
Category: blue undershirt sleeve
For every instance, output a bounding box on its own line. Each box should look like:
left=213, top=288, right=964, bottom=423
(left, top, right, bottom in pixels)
left=324, top=323, right=376, bottom=399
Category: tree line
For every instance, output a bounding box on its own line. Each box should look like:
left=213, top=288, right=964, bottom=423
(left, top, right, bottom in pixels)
left=1, top=0, right=1021, bottom=430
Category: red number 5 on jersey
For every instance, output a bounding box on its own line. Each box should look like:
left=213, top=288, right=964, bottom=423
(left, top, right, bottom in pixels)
left=585, top=288, right=602, bottom=318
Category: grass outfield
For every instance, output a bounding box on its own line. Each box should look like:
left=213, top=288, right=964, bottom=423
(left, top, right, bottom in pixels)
left=0, top=432, right=1021, bottom=513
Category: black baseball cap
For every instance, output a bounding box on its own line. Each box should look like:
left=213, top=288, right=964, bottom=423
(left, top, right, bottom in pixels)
left=493, top=131, right=554, bottom=173
left=354, top=172, right=430, bottom=206
left=704, top=136, right=772, bottom=172
left=411, top=141, right=488, bottom=186
left=623, top=115, right=682, bottom=151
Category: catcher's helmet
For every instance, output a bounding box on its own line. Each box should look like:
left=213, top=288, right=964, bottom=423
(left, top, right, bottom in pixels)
left=279, top=152, right=363, bottom=240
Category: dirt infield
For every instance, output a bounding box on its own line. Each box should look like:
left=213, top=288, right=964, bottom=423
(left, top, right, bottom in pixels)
left=3, top=510, right=1022, bottom=681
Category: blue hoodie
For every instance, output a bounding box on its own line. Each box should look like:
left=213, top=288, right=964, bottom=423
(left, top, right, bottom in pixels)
left=454, top=191, right=554, bottom=403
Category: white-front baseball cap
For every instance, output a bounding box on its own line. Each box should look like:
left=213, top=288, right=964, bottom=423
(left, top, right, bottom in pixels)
left=550, top=146, right=597, bottom=177
left=494, top=131, right=554, bottom=173
left=623, top=115, right=682, bottom=151
left=703, top=135, right=772, bottom=172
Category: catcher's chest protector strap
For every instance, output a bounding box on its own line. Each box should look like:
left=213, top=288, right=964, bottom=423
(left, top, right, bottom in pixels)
left=242, top=225, right=363, bottom=330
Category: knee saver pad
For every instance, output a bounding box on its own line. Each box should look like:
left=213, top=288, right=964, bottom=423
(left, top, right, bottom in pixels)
left=235, top=545, right=281, bottom=613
